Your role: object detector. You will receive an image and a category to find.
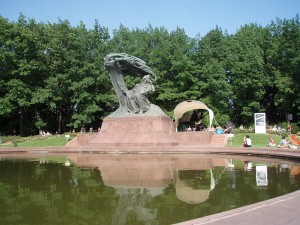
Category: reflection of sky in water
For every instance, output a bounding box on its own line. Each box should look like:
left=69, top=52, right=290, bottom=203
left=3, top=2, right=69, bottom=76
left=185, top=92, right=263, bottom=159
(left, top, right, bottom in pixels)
left=0, top=154, right=300, bottom=225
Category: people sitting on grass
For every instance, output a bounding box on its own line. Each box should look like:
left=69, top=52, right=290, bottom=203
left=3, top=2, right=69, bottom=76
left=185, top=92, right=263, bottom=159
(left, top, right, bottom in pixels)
left=267, top=137, right=276, bottom=147
left=277, top=136, right=290, bottom=148
left=242, top=135, right=252, bottom=147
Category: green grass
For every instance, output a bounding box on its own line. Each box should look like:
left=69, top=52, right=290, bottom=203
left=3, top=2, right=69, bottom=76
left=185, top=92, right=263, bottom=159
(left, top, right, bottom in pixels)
left=0, top=135, right=75, bottom=148
left=227, top=133, right=289, bottom=148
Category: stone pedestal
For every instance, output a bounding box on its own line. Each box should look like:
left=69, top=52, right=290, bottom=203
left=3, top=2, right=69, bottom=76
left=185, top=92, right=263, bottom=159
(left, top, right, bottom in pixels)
left=75, top=105, right=215, bottom=148
left=84, top=116, right=180, bottom=147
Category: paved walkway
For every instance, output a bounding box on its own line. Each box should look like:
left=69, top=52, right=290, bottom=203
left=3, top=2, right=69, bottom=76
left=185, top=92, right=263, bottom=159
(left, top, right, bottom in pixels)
left=174, top=190, right=300, bottom=225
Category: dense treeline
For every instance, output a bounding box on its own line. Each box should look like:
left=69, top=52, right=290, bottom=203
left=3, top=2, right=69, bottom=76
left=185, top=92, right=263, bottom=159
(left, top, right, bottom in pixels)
left=0, top=14, right=299, bottom=136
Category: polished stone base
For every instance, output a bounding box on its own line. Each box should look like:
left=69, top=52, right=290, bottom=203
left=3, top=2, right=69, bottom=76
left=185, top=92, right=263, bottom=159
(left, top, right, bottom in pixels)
left=78, top=115, right=180, bottom=147
left=75, top=114, right=219, bottom=148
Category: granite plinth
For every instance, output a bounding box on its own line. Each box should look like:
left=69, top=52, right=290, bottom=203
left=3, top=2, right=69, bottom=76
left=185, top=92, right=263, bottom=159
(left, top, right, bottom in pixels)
left=81, top=115, right=180, bottom=147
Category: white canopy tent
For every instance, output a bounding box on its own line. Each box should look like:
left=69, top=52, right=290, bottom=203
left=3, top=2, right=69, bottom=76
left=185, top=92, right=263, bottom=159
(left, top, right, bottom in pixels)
left=173, top=100, right=214, bottom=129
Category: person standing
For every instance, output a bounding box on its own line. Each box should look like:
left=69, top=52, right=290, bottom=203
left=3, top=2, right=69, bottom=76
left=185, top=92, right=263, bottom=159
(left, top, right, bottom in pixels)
left=287, top=123, right=292, bottom=134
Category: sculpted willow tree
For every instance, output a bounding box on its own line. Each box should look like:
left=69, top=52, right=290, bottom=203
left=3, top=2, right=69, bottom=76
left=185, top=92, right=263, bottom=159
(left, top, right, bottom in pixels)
left=104, top=53, right=166, bottom=117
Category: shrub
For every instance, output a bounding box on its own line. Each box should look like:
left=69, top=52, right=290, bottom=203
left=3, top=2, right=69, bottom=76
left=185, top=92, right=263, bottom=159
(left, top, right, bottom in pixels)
left=291, top=123, right=300, bottom=134
left=233, top=128, right=254, bottom=134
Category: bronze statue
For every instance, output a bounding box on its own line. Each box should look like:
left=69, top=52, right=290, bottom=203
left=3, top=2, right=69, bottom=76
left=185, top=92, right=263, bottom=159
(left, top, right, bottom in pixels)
left=104, top=53, right=157, bottom=116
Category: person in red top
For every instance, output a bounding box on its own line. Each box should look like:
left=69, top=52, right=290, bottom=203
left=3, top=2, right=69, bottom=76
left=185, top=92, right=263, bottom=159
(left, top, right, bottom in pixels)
left=267, top=137, right=276, bottom=147
left=287, top=123, right=292, bottom=134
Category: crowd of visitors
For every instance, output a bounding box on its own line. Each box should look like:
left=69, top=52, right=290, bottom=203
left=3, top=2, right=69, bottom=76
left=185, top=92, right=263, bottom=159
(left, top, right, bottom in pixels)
left=39, top=130, right=52, bottom=136
left=224, top=122, right=300, bottom=149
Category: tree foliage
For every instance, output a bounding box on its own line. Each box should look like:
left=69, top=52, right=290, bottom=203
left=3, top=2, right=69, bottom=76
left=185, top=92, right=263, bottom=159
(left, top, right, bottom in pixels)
left=0, top=14, right=299, bottom=135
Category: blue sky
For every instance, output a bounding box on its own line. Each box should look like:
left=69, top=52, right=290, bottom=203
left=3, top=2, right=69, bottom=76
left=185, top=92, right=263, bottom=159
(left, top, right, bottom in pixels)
left=0, top=0, right=299, bottom=38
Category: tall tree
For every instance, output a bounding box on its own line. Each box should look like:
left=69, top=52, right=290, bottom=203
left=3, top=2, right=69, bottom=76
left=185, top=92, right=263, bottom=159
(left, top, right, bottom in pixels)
left=69, top=20, right=112, bottom=130
left=225, top=24, right=270, bottom=125
left=0, top=14, right=46, bottom=135
left=268, top=16, right=300, bottom=123
left=32, top=19, right=77, bottom=133
left=148, top=27, right=200, bottom=115
left=195, top=27, right=232, bottom=125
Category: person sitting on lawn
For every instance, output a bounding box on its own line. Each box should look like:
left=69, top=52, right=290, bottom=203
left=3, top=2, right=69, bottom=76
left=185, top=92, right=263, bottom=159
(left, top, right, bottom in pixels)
left=277, top=136, right=290, bottom=148
left=267, top=137, right=276, bottom=147
left=242, top=135, right=252, bottom=147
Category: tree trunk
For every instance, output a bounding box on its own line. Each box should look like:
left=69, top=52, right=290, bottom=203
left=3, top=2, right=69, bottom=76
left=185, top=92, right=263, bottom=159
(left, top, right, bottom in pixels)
left=58, top=103, right=62, bottom=134
left=19, top=107, right=25, bottom=136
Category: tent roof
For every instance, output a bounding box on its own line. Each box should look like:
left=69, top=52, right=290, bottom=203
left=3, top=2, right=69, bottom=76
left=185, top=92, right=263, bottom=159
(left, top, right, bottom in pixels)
left=174, top=100, right=213, bottom=127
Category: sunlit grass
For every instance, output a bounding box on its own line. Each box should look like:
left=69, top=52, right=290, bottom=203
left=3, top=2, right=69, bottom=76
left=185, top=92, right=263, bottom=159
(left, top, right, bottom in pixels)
left=0, top=135, right=75, bottom=148
left=228, top=133, right=289, bottom=148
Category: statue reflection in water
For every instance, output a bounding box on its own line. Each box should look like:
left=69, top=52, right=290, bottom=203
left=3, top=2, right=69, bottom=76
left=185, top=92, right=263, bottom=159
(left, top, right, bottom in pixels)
left=69, top=154, right=228, bottom=225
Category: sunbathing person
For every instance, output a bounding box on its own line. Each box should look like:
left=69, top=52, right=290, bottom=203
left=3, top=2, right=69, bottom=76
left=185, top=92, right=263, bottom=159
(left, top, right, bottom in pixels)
left=267, top=137, right=276, bottom=147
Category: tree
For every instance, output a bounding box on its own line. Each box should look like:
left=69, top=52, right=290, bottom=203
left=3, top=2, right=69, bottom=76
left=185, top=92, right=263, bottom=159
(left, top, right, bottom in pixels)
left=148, top=27, right=200, bottom=115
left=69, top=20, right=112, bottom=130
left=267, top=16, right=300, bottom=123
left=224, top=24, right=270, bottom=125
left=0, top=14, right=47, bottom=135
left=195, top=27, right=232, bottom=125
left=0, top=14, right=299, bottom=135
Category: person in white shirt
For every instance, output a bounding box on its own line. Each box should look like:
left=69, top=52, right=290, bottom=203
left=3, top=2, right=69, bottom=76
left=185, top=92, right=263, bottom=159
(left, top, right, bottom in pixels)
left=242, top=135, right=252, bottom=147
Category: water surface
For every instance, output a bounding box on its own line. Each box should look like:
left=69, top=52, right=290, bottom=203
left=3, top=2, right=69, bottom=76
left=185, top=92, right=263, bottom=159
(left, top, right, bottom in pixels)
left=0, top=153, right=300, bottom=225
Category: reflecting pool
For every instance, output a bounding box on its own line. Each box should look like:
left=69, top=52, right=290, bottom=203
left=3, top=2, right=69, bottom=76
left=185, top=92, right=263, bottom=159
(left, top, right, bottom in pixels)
left=0, top=153, right=300, bottom=225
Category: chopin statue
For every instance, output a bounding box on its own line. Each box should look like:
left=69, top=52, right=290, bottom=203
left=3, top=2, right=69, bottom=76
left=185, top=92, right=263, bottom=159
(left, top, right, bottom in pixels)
left=104, top=53, right=165, bottom=117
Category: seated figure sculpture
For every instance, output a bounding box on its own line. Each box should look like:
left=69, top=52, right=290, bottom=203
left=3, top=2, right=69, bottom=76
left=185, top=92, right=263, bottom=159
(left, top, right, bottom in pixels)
left=104, top=53, right=165, bottom=117
left=125, top=75, right=155, bottom=113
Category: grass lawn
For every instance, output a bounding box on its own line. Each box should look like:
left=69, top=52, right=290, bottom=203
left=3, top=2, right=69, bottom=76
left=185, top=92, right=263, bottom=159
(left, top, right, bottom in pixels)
left=0, top=135, right=75, bottom=148
left=227, top=133, right=290, bottom=148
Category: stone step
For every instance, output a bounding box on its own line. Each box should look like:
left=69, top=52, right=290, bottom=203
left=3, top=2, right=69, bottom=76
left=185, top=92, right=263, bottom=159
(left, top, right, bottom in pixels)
left=210, top=134, right=226, bottom=145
